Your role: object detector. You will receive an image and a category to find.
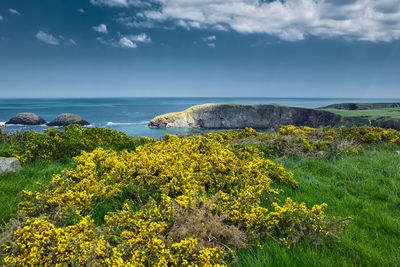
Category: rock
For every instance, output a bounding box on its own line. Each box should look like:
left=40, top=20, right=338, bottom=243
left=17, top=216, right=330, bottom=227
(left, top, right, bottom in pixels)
left=0, top=157, right=21, bottom=176
left=149, top=104, right=342, bottom=129
left=6, top=112, right=46, bottom=125
left=392, top=151, right=400, bottom=155
left=47, top=113, right=90, bottom=126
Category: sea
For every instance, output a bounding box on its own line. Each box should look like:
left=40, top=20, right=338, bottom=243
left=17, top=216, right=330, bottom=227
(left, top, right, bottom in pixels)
left=1, top=97, right=399, bottom=139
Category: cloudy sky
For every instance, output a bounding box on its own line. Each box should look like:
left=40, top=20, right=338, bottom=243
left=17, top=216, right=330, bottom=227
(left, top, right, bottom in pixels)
left=0, top=0, right=400, bottom=98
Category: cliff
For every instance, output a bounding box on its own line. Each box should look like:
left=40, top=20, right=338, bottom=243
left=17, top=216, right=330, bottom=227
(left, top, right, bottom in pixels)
left=148, top=104, right=342, bottom=129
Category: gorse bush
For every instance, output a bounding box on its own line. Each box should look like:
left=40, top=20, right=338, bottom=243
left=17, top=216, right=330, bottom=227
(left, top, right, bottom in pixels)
left=347, top=126, right=400, bottom=143
left=228, top=125, right=400, bottom=158
left=0, top=129, right=354, bottom=266
left=3, top=125, right=397, bottom=265
left=9, top=124, right=140, bottom=163
left=266, top=198, right=352, bottom=248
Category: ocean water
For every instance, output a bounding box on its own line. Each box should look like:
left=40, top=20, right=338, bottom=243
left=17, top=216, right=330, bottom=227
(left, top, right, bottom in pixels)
left=1, top=97, right=399, bottom=138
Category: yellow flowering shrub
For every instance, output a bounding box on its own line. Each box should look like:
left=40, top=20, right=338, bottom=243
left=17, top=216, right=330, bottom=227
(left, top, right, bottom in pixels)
left=347, top=126, right=400, bottom=144
left=277, top=125, right=363, bottom=156
left=265, top=198, right=352, bottom=248
left=0, top=128, right=357, bottom=265
left=2, top=216, right=96, bottom=266
left=227, top=125, right=399, bottom=158
left=11, top=124, right=139, bottom=163
left=205, top=127, right=258, bottom=143
left=19, top=135, right=297, bottom=218
left=2, top=200, right=225, bottom=266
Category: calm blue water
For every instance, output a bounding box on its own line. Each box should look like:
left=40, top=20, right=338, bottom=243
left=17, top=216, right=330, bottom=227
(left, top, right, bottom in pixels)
left=1, top=97, right=399, bottom=138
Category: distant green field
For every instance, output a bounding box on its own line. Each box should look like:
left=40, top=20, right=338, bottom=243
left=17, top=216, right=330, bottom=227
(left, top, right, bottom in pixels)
left=322, top=108, right=400, bottom=119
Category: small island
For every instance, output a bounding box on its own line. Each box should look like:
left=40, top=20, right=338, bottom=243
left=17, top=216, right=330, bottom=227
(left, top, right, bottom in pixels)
left=6, top=112, right=46, bottom=125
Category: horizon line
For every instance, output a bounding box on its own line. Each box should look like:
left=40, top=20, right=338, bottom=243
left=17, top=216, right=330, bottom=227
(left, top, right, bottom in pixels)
left=1, top=96, right=400, bottom=100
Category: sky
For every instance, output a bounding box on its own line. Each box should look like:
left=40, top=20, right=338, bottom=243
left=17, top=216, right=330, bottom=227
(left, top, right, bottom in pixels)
left=0, top=0, right=400, bottom=98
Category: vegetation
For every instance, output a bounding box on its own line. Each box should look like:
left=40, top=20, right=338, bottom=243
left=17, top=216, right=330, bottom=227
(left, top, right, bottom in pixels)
left=2, top=124, right=142, bottom=163
left=235, top=145, right=400, bottom=266
left=0, top=125, right=399, bottom=266
left=323, top=107, right=400, bottom=120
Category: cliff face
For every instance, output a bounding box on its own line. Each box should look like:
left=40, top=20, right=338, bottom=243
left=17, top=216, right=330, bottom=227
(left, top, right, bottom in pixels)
left=149, top=104, right=342, bottom=129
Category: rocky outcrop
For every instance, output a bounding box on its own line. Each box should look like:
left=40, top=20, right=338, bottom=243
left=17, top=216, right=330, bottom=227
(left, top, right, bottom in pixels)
left=6, top=112, right=46, bottom=125
left=0, top=157, right=21, bottom=176
left=47, top=113, right=89, bottom=126
left=321, top=102, right=400, bottom=110
left=149, top=104, right=342, bottom=129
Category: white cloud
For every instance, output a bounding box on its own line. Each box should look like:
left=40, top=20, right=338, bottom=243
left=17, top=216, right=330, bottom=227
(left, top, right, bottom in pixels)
left=203, top=35, right=216, bottom=42
left=93, top=24, right=108, bottom=34
left=97, top=33, right=151, bottom=48
left=202, top=35, right=216, bottom=47
left=116, top=16, right=156, bottom=28
left=67, top=39, right=78, bottom=46
left=59, top=35, right=78, bottom=46
left=35, top=31, right=59, bottom=45
left=8, top=8, right=20, bottom=15
left=96, top=36, right=114, bottom=46
left=0, top=15, right=3, bottom=21
left=90, top=0, right=128, bottom=7
left=77, top=8, right=85, bottom=13
left=119, top=37, right=137, bottom=48
left=125, top=33, right=151, bottom=43
left=35, top=31, right=77, bottom=46
left=143, top=11, right=166, bottom=20
left=117, top=0, right=400, bottom=42
left=90, top=0, right=151, bottom=7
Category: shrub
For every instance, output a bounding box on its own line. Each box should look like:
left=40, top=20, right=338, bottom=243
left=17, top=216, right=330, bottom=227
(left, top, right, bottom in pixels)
left=10, top=124, right=139, bottom=163
left=168, top=195, right=249, bottom=252
left=228, top=126, right=395, bottom=158
left=265, top=198, right=352, bottom=248
left=0, top=132, right=351, bottom=265
left=347, top=126, right=400, bottom=144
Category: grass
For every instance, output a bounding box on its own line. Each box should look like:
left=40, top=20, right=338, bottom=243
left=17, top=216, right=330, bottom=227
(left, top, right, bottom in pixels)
left=1, top=141, right=399, bottom=265
left=235, top=145, right=400, bottom=266
left=323, top=107, right=400, bottom=119
left=0, top=143, right=12, bottom=157
left=0, top=160, right=74, bottom=225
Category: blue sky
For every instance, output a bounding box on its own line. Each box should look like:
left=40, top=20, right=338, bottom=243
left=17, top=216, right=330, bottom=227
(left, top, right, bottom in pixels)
left=0, top=0, right=399, bottom=98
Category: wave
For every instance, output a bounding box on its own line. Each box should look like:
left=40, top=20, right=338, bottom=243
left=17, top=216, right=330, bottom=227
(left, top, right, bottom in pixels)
left=106, top=121, right=148, bottom=126
left=0, top=122, right=47, bottom=127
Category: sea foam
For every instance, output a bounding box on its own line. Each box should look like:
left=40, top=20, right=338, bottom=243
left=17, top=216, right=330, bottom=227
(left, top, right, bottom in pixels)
left=106, top=121, right=147, bottom=126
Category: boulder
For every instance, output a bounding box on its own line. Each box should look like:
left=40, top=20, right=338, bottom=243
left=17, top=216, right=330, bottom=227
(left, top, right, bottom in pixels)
left=47, top=113, right=90, bottom=126
left=149, top=104, right=342, bottom=129
left=6, top=112, right=46, bottom=125
left=0, top=157, right=21, bottom=176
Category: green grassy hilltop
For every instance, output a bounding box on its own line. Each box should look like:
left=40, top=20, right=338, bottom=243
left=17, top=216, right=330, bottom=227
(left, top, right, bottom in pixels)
left=324, top=107, right=400, bottom=120
left=319, top=102, right=400, bottom=130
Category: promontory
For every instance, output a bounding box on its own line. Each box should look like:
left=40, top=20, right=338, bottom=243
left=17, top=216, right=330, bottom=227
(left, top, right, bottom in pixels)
left=148, top=104, right=342, bottom=129
left=149, top=103, right=400, bottom=130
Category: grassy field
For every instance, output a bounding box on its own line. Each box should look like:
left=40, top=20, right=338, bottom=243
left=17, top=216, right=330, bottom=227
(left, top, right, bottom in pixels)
left=235, top=145, right=400, bottom=266
left=0, top=160, right=73, bottom=225
left=323, top=107, right=400, bottom=120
